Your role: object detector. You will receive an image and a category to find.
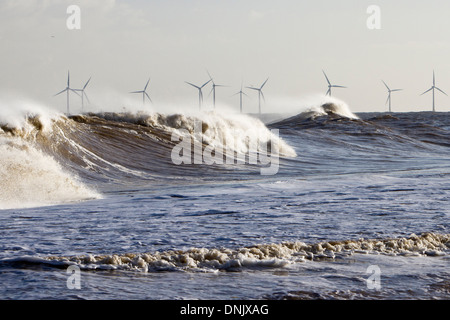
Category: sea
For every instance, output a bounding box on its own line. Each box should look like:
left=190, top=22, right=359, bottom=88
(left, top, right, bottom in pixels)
left=0, top=98, right=449, bottom=301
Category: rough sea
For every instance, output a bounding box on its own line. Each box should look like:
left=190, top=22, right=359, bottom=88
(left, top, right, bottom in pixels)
left=0, top=98, right=449, bottom=300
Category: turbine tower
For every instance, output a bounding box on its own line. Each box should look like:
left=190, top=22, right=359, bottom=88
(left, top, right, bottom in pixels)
left=421, top=71, right=447, bottom=112
left=74, top=77, right=92, bottom=112
left=54, top=70, right=80, bottom=115
left=323, top=70, right=346, bottom=96
left=247, top=78, right=269, bottom=114
left=185, top=79, right=211, bottom=110
left=130, top=78, right=152, bottom=107
left=207, top=71, right=227, bottom=109
left=382, top=80, right=402, bottom=113
left=233, top=83, right=249, bottom=113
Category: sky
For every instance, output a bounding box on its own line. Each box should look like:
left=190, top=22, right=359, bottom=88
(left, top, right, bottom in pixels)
left=1, top=0, right=450, bottom=115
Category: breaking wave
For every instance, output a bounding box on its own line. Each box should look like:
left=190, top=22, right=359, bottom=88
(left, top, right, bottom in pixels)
left=1, top=97, right=448, bottom=209
left=3, top=233, right=449, bottom=272
left=271, top=97, right=359, bottom=126
left=0, top=106, right=101, bottom=209
left=0, top=137, right=100, bottom=210
left=0, top=106, right=298, bottom=208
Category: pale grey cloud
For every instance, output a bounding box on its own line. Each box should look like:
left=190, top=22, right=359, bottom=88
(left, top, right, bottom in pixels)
left=1, top=0, right=450, bottom=114
left=248, top=10, right=265, bottom=22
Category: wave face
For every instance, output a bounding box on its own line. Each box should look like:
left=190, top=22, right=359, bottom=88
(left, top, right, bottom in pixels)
left=269, top=103, right=450, bottom=178
left=272, top=98, right=360, bottom=123
left=0, top=109, right=297, bottom=207
left=0, top=135, right=100, bottom=210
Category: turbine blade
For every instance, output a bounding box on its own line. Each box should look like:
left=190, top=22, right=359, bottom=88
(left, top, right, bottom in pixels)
left=322, top=70, right=331, bottom=85
left=130, top=91, right=143, bottom=94
left=391, top=89, right=403, bottom=92
left=433, top=70, right=435, bottom=86
left=70, top=89, right=81, bottom=97
left=84, top=92, right=91, bottom=104
left=208, top=86, right=214, bottom=98
left=83, top=77, right=91, bottom=90
left=435, top=87, right=448, bottom=96
left=246, top=87, right=259, bottom=91
left=385, top=95, right=390, bottom=106
left=201, top=79, right=212, bottom=88
left=260, top=91, right=266, bottom=102
left=382, top=80, right=390, bottom=91
left=332, top=85, right=347, bottom=88
left=185, top=82, right=200, bottom=89
left=260, top=77, right=269, bottom=89
left=67, top=71, right=70, bottom=86
left=206, top=70, right=213, bottom=81
left=421, top=87, right=433, bottom=95
left=144, top=78, right=150, bottom=91
left=145, top=92, right=152, bottom=102
left=326, top=88, right=331, bottom=96
left=54, top=88, right=67, bottom=96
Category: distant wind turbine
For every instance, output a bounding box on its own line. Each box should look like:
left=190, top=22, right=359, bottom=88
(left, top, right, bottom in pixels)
left=421, top=71, right=447, bottom=112
left=233, top=82, right=249, bottom=113
left=185, top=79, right=212, bottom=110
left=54, top=70, right=80, bottom=115
left=207, top=71, right=227, bottom=109
left=130, top=78, right=152, bottom=106
left=323, top=70, right=346, bottom=96
left=382, top=80, right=402, bottom=113
left=246, top=78, right=269, bottom=114
left=74, top=77, right=92, bottom=112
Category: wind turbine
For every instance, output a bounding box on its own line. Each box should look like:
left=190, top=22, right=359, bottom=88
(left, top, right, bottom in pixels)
left=54, top=70, right=80, bottom=115
left=323, top=70, right=346, bottom=96
left=233, top=82, right=249, bottom=113
left=130, top=78, right=152, bottom=106
left=421, top=71, right=447, bottom=112
left=74, top=77, right=92, bottom=112
left=246, top=78, right=269, bottom=114
left=382, top=80, right=402, bottom=113
left=185, top=79, right=211, bottom=110
left=207, top=71, right=227, bottom=109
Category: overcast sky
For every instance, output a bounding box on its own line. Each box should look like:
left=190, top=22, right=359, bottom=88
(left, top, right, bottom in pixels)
left=1, top=0, right=450, bottom=114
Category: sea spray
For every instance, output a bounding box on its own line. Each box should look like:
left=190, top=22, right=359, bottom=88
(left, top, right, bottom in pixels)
left=0, top=136, right=100, bottom=209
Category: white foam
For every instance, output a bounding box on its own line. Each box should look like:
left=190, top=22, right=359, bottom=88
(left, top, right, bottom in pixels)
left=0, top=98, right=61, bottom=133
left=94, top=110, right=298, bottom=158
left=33, top=233, right=450, bottom=272
left=292, top=95, right=359, bottom=120
left=0, top=136, right=101, bottom=210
